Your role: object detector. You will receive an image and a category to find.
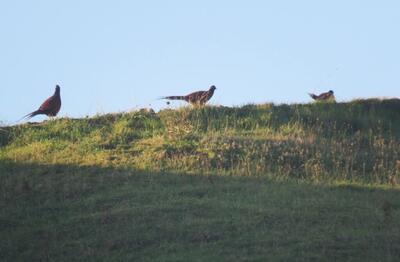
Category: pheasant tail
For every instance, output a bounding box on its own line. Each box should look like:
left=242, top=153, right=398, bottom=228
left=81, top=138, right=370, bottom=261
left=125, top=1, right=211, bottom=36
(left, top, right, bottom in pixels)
left=308, top=93, right=317, bottom=100
left=162, top=96, right=186, bottom=101
left=18, top=110, right=42, bottom=122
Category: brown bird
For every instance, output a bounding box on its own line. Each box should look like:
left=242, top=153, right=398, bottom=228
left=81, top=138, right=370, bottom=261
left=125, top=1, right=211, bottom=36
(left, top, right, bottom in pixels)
left=21, top=85, right=61, bottom=120
left=308, top=90, right=335, bottom=101
left=161, top=85, right=216, bottom=106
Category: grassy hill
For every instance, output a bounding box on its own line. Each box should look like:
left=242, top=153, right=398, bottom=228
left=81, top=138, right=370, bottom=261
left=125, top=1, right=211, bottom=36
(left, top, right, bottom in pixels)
left=1, top=99, right=400, bottom=184
left=1, top=99, right=400, bottom=261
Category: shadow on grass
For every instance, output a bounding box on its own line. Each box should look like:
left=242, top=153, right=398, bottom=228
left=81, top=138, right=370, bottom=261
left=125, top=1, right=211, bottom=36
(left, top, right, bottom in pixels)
left=1, top=159, right=400, bottom=261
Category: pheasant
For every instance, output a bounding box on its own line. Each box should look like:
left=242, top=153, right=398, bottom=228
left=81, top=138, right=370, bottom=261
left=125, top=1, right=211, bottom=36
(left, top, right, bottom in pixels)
left=161, top=85, right=216, bottom=106
left=308, top=90, right=335, bottom=101
left=21, top=85, right=61, bottom=120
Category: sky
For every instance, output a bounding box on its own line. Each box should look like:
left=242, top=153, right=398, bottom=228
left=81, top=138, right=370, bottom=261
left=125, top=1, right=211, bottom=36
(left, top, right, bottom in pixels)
left=0, top=0, right=399, bottom=124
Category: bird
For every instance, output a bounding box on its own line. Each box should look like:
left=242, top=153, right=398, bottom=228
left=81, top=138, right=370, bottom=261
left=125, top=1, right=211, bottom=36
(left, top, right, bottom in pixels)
left=308, top=90, right=335, bottom=101
left=161, top=85, right=216, bottom=106
left=20, top=85, right=61, bottom=120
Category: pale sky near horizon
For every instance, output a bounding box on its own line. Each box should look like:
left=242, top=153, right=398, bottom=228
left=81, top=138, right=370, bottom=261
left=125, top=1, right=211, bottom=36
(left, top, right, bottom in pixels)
left=0, top=0, right=399, bottom=124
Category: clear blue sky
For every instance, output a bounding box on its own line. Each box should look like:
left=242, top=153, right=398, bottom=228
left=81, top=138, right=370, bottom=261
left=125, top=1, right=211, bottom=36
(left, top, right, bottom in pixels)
left=0, top=0, right=399, bottom=123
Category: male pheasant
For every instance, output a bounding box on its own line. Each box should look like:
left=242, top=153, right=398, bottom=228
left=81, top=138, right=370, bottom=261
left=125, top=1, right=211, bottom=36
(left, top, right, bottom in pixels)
left=308, top=90, right=335, bottom=101
left=161, top=85, right=216, bottom=106
left=21, top=85, right=61, bottom=120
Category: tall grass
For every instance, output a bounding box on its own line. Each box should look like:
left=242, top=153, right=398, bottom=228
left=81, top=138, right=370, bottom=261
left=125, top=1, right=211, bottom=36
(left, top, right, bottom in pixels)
left=1, top=99, right=399, bottom=184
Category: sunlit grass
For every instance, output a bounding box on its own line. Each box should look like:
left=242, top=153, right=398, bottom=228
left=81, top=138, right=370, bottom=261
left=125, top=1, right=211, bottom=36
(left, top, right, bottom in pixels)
left=1, top=99, right=399, bottom=184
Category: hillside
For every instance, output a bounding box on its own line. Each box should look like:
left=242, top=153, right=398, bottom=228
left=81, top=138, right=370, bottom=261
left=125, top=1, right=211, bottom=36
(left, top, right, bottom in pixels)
left=1, top=99, right=400, bottom=184
left=1, top=99, right=400, bottom=261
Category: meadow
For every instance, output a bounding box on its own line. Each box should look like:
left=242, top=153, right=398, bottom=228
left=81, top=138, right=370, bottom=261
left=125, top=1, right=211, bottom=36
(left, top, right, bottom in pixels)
left=1, top=99, right=400, bottom=261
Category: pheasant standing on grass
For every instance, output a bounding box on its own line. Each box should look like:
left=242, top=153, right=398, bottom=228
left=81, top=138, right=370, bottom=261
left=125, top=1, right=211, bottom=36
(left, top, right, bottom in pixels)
left=21, top=85, right=61, bottom=120
left=308, top=90, right=335, bottom=101
left=161, top=85, right=216, bottom=106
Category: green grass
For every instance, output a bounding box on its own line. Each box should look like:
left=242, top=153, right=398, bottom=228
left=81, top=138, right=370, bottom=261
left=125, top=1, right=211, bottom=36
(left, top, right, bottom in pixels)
left=1, top=99, right=399, bottom=184
left=1, top=161, right=400, bottom=261
left=1, top=99, right=400, bottom=260
left=0, top=164, right=400, bottom=261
